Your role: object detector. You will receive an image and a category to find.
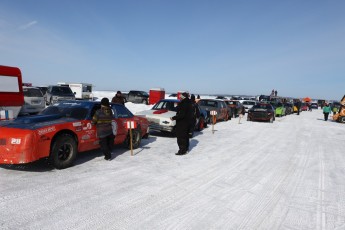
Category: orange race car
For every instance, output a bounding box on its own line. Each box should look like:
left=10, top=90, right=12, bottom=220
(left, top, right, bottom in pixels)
left=0, top=101, right=149, bottom=169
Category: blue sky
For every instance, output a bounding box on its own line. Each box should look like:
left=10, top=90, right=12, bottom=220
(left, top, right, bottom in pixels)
left=1, top=0, right=344, bottom=100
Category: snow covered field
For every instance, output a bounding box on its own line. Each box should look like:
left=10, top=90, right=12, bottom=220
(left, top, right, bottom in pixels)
left=1, top=91, right=345, bottom=230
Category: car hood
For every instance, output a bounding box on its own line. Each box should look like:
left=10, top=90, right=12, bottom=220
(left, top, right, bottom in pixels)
left=136, top=109, right=176, bottom=119
left=0, top=114, right=77, bottom=130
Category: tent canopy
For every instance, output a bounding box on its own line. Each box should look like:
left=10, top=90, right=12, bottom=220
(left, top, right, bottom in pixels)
left=303, top=97, right=311, bottom=102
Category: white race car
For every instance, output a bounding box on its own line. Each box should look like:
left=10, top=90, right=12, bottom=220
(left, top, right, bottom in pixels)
left=135, top=99, right=207, bottom=134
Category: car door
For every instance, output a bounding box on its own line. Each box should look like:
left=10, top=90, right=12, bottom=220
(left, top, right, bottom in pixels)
left=218, top=101, right=227, bottom=120
left=111, top=104, right=133, bottom=144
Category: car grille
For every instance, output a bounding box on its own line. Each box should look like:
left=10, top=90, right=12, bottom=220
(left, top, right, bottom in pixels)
left=251, top=112, right=269, bottom=119
left=147, top=118, right=160, bottom=125
left=149, top=123, right=174, bottom=132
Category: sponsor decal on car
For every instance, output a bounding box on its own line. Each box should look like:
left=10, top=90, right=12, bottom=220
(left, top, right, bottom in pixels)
left=73, top=122, right=82, bottom=127
left=81, top=135, right=91, bottom=140
left=38, top=126, right=56, bottom=135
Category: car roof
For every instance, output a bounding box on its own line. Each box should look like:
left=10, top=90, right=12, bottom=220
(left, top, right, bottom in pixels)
left=23, top=86, right=41, bottom=89
left=157, top=99, right=180, bottom=103
left=199, top=98, right=224, bottom=102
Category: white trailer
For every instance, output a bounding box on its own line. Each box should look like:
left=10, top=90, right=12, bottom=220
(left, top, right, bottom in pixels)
left=57, top=82, right=93, bottom=100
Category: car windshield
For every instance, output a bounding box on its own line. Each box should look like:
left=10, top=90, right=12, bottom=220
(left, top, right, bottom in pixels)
left=226, top=101, right=236, bottom=105
left=253, top=104, right=271, bottom=110
left=199, top=100, right=217, bottom=107
left=40, top=106, right=89, bottom=119
left=243, top=101, right=256, bottom=105
left=152, top=101, right=178, bottom=111
left=23, top=88, right=43, bottom=97
left=52, top=86, right=73, bottom=95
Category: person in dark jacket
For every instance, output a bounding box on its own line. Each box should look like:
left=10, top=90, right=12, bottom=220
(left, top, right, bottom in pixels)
left=92, top=97, right=114, bottom=160
left=171, top=92, right=193, bottom=155
left=189, top=94, right=200, bottom=137
left=111, top=91, right=125, bottom=105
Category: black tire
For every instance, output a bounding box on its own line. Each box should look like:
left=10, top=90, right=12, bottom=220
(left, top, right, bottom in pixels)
left=269, top=116, right=274, bottom=123
left=125, top=128, right=142, bottom=149
left=340, top=116, right=345, bottom=123
left=224, top=113, right=229, bottom=121
left=203, top=117, right=208, bottom=128
left=50, top=134, right=77, bottom=169
left=197, top=117, right=205, bottom=131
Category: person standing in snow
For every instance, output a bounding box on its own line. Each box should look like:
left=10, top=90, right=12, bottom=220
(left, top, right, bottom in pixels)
left=92, top=97, right=114, bottom=160
left=171, top=92, right=193, bottom=155
left=189, top=94, right=200, bottom=137
left=238, top=105, right=246, bottom=124
left=111, top=91, right=125, bottom=105
left=323, top=103, right=332, bottom=121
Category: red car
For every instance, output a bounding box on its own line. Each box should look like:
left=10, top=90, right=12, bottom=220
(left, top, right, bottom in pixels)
left=0, top=101, right=149, bottom=169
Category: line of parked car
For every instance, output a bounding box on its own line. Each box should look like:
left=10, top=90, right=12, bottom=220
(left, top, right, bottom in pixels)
left=19, top=85, right=76, bottom=116
left=2, top=91, right=322, bottom=170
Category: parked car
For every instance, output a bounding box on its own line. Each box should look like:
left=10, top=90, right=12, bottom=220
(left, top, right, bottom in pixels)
left=224, top=100, right=244, bottom=118
left=45, top=85, right=76, bottom=105
left=37, top=86, right=48, bottom=95
left=36, top=86, right=48, bottom=101
left=0, top=101, right=149, bottom=169
left=247, top=103, right=275, bottom=123
left=241, top=100, right=257, bottom=113
left=301, top=103, right=309, bottom=111
left=135, top=99, right=208, bottom=135
left=284, top=102, right=294, bottom=115
left=19, top=86, right=46, bottom=115
left=197, top=99, right=229, bottom=123
left=122, top=90, right=149, bottom=104
left=275, top=102, right=286, bottom=117
left=215, top=96, right=228, bottom=100
left=310, top=102, right=318, bottom=109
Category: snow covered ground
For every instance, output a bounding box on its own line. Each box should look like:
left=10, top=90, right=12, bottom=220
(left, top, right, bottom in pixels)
left=1, top=91, right=345, bottom=230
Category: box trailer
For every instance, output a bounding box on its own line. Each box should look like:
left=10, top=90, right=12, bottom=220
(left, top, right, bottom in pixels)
left=57, top=82, right=93, bottom=100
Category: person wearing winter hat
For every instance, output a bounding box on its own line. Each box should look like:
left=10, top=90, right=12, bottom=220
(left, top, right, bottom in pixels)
left=111, top=91, right=125, bottom=105
left=92, top=97, right=114, bottom=160
left=171, top=92, right=194, bottom=155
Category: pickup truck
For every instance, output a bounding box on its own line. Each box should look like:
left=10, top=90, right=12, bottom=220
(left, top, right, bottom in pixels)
left=123, top=90, right=149, bottom=104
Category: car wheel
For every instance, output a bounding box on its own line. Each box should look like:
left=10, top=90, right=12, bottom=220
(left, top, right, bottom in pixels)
left=203, top=117, right=208, bottom=128
left=224, top=113, right=229, bottom=121
left=50, top=134, right=77, bottom=169
left=340, top=116, right=345, bottom=123
left=125, top=128, right=142, bottom=149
